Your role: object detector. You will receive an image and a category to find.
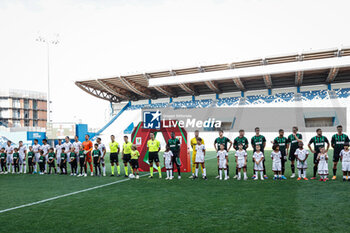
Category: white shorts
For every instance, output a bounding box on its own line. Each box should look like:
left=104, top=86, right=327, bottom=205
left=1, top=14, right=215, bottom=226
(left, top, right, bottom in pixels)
left=272, top=162, right=281, bottom=171
left=254, top=162, right=263, bottom=171
left=35, top=154, right=40, bottom=163
left=237, top=159, right=245, bottom=168
left=342, top=162, right=350, bottom=172
left=195, top=154, right=204, bottom=163
left=19, top=155, right=26, bottom=164
left=297, top=160, right=308, bottom=169
left=165, top=160, right=172, bottom=169
left=6, top=155, right=12, bottom=164
left=218, top=159, right=227, bottom=169
left=56, top=157, right=61, bottom=164
left=100, top=157, right=105, bottom=164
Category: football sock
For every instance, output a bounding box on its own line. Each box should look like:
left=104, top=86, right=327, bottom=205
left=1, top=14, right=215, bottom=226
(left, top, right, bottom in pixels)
left=255, top=171, right=258, bottom=177
left=12, top=165, right=14, bottom=172
left=217, top=167, right=219, bottom=175
left=298, top=170, right=301, bottom=178
left=111, top=165, right=115, bottom=175
left=195, top=168, right=198, bottom=177
left=243, top=172, right=247, bottom=179
left=274, top=174, right=277, bottom=178
left=219, top=169, right=222, bottom=179
left=343, top=175, right=346, bottom=179
left=157, top=166, right=162, bottom=178
left=224, top=170, right=228, bottom=179
left=192, top=163, right=196, bottom=174
left=170, top=170, right=173, bottom=177
left=313, top=166, right=317, bottom=177
left=8, top=164, right=11, bottom=172
left=20, top=164, right=22, bottom=172
left=117, top=165, right=120, bottom=175
left=238, top=172, right=241, bottom=179
left=227, top=165, right=229, bottom=176
left=166, top=170, right=169, bottom=178
left=102, top=165, right=106, bottom=175
left=333, top=168, right=337, bottom=176
left=90, top=163, right=93, bottom=172
left=200, top=164, right=204, bottom=173
left=291, top=164, right=295, bottom=174
left=23, top=164, right=26, bottom=173
left=124, top=166, right=129, bottom=176
left=177, top=164, right=181, bottom=176
left=303, top=169, right=307, bottom=178
left=203, top=168, right=206, bottom=177
left=260, top=171, right=264, bottom=179
left=236, top=167, right=238, bottom=175
left=150, top=167, right=153, bottom=176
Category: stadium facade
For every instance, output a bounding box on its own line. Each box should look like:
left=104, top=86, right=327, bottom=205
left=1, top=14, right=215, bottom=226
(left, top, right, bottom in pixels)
left=76, top=48, right=350, bottom=149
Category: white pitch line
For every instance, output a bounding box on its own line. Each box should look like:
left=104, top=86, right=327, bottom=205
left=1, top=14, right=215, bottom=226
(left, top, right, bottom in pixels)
left=0, top=173, right=149, bottom=214
left=0, top=155, right=218, bottom=214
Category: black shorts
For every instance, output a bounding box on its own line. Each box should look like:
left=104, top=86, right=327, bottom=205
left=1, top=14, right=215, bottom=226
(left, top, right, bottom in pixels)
left=79, top=158, right=85, bottom=165
left=333, top=150, right=342, bottom=162
left=28, top=158, right=33, bottom=166
left=148, top=152, right=159, bottom=163
left=281, top=151, right=287, bottom=162
left=93, top=157, right=100, bottom=165
left=130, top=159, right=139, bottom=169
left=289, top=149, right=297, bottom=161
left=123, top=154, right=131, bottom=163
left=110, top=153, right=119, bottom=163
left=48, top=160, right=55, bottom=167
left=313, top=153, right=319, bottom=164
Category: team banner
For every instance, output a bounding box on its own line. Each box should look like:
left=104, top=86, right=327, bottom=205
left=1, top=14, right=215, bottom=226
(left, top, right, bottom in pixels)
left=142, top=107, right=347, bottom=132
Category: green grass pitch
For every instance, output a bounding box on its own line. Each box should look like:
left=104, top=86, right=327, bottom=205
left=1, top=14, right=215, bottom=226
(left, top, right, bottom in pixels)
left=1, top=149, right=350, bottom=233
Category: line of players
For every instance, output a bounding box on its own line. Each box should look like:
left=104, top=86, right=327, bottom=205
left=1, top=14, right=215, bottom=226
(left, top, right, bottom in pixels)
left=189, top=125, right=350, bottom=181
left=1, top=125, right=350, bottom=181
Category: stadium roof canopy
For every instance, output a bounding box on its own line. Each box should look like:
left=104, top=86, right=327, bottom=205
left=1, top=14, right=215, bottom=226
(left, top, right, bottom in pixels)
left=75, top=48, right=350, bottom=103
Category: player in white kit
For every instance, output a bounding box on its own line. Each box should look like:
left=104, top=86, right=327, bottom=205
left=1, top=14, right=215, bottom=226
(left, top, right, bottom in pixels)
left=96, top=137, right=106, bottom=176
left=235, top=143, right=247, bottom=180
left=5, top=140, right=14, bottom=173
left=271, top=144, right=282, bottom=180
left=295, top=142, right=309, bottom=180
left=32, top=139, right=41, bottom=173
left=163, top=145, right=174, bottom=180
left=62, top=136, right=72, bottom=172
left=72, top=136, right=82, bottom=175
left=55, top=139, right=63, bottom=173
left=340, top=143, right=350, bottom=181
left=18, top=141, right=27, bottom=173
left=253, top=145, right=264, bottom=180
left=217, top=144, right=228, bottom=180
left=317, top=146, right=329, bottom=182
left=41, top=139, right=50, bottom=173
left=194, top=138, right=207, bottom=180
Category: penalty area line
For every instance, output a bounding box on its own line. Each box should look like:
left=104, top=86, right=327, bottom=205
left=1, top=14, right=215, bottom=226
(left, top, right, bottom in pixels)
left=0, top=173, right=149, bottom=214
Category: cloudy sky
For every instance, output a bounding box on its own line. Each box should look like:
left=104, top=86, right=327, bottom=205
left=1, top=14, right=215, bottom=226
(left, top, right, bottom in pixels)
left=0, top=0, right=349, bottom=128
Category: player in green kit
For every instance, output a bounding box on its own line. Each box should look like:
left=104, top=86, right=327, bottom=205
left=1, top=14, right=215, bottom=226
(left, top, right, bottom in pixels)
left=214, top=130, right=232, bottom=179
left=233, top=129, right=249, bottom=179
left=147, top=132, right=161, bottom=178
left=27, top=146, right=34, bottom=174
left=47, top=148, right=57, bottom=174
left=12, top=148, right=20, bottom=174
left=331, top=125, right=349, bottom=180
left=273, top=129, right=288, bottom=179
left=308, top=128, right=330, bottom=179
left=109, top=135, right=120, bottom=177
left=167, top=132, right=181, bottom=179
left=92, top=143, right=102, bottom=176
left=287, top=126, right=302, bottom=178
left=0, top=147, right=7, bottom=174
left=78, top=145, right=87, bottom=177
left=60, top=147, right=67, bottom=175
left=251, top=127, right=267, bottom=179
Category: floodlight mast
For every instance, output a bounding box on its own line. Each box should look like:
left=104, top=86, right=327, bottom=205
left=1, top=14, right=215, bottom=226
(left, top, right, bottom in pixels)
left=36, top=34, right=59, bottom=126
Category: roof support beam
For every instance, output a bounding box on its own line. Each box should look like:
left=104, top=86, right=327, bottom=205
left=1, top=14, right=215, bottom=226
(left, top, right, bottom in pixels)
left=178, top=83, right=197, bottom=95
left=204, top=80, right=221, bottom=93
left=119, top=76, right=153, bottom=99
left=96, top=79, right=131, bottom=100
left=326, top=67, right=339, bottom=83
left=153, top=86, right=176, bottom=97
left=75, top=82, right=120, bottom=102
left=233, top=78, right=245, bottom=91
left=263, top=74, right=272, bottom=89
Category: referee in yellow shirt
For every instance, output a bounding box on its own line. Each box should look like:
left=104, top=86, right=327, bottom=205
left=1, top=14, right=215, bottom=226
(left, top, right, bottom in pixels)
left=147, top=132, right=161, bottom=178
left=122, top=136, right=133, bottom=177
left=189, top=130, right=204, bottom=178
left=109, top=135, right=120, bottom=176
